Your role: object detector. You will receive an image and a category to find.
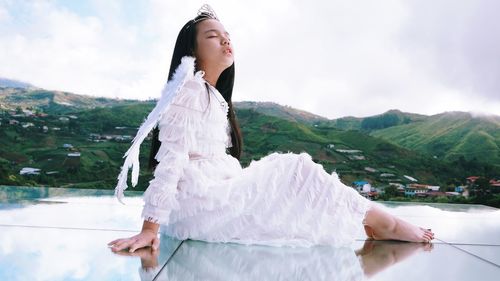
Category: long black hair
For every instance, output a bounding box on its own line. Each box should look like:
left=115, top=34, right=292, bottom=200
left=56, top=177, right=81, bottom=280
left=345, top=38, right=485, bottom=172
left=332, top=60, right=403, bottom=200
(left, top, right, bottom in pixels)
left=148, top=15, right=243, bottom=170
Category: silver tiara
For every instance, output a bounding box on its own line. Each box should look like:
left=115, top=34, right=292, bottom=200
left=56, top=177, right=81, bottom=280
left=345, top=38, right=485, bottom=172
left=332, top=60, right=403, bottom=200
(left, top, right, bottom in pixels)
left=193, top=4, right=219, bottom=23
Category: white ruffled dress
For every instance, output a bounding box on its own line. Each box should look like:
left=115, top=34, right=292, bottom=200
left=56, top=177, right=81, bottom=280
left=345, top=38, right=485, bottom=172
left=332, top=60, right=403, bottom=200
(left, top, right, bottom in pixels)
left=141, top=72, right=373, bottom=248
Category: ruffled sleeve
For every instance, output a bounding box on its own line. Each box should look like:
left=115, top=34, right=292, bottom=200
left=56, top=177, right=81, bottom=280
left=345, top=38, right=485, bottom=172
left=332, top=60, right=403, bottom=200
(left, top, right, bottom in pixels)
left=141, top=79, right=207, bottom=225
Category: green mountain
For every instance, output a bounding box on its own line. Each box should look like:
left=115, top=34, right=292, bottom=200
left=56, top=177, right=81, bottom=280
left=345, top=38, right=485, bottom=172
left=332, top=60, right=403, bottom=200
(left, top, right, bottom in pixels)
left=1, top=87, right=498, bottom=191
left=0, top=87, right=139, bottom=114
left=2, top=102, right=495, bottom=191
left=371, top=111, right=500, bottom=165
left=236, top=101, right=328, bottom=125
left=236, top=108, right=479, bottom=186
left=330, top=109, right=427, bottom=131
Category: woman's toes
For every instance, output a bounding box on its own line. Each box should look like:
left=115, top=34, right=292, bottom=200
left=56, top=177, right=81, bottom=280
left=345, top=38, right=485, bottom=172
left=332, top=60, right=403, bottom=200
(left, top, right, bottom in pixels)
left=423, top=233, right=434, bottom=242
left=421, top=227, right=434, bottom=238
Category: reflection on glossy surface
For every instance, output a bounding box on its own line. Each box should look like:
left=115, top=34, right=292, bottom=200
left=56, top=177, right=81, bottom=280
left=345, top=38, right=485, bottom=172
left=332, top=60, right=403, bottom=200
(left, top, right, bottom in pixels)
left=356, top=240, right=434, bottom=279
left=377, top=203, right=500, bottom=246
left=453, top=244, right=500, bottom=266
left=0, top=185, right=142, bottom=202
left=153, top=240, right=499, bottom=281
left=381, top=201, right=498, bottom=213
left=0, top=186, right=144, bottom=231
left=365, top=241, right=500, bottom=281
left=152, top=240, right=435, bottom=281
left=0, top=226, right=182, bottom=281
left=0, top=186, right=499, bottom=280
left=156, top=240, right=365, bottom=280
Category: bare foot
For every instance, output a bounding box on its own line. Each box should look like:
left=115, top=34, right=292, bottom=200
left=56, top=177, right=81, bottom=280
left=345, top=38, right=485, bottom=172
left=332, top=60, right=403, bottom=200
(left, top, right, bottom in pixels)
left=364, top=206, right=435, bottom=243
left=371, top=218, right=434, bottom=243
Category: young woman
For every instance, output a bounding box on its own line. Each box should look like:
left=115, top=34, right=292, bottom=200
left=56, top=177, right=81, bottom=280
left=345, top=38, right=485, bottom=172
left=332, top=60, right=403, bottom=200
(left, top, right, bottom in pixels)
left=108, top=5, right=434, bottom=253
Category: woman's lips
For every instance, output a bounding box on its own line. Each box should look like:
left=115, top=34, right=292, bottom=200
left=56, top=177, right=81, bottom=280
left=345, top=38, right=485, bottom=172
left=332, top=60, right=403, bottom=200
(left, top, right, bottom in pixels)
left=223, top=48, right=232, bottom=55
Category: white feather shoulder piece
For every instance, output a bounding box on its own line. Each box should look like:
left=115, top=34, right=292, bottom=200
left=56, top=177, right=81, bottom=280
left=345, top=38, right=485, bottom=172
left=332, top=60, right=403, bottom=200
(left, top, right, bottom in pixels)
left=114, top=56, right=196, bottom=204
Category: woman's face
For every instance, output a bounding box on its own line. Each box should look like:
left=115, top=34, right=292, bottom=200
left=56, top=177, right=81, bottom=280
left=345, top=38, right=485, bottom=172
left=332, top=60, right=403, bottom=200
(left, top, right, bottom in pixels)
left=194, top=19, right=233, bottom=71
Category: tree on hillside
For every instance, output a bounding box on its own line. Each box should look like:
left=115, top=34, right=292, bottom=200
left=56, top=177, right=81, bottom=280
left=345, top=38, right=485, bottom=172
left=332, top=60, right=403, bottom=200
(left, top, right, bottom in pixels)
left=474, top=177, right=491, bottom=198
left=361, top=113, right=401, bottom=130
left=383, top=185, right=399, bottom=199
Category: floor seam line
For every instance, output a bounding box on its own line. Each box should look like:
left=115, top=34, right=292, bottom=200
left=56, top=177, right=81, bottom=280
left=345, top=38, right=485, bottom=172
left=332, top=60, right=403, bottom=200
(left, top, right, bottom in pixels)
left=153, top=240, right=185, bottom=281
left=436, top=238, right=500, bottom=268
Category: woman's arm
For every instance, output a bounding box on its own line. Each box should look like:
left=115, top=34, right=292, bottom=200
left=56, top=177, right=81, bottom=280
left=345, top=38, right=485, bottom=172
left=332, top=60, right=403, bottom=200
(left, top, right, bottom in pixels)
left=140, top=87, right=205, bottom=224
left=109, top=79, right=206, bottom=252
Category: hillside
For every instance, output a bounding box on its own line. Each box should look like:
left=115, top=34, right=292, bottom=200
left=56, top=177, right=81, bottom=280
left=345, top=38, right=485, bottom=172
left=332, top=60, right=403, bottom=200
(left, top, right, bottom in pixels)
left=0, top=78, right=34, bottom=89
left=0, top=86, right=498, bottom=191
left=237, top=108, right=485, bottom=185
left=0, top=87, right=140, bottom=114
left=3, top=103, right=491, bottom=190
left=236, top=101, right=329, bottom=125
left=329, top=109, right=428, bottom=131
left=371, top=112, right=500, bottom=165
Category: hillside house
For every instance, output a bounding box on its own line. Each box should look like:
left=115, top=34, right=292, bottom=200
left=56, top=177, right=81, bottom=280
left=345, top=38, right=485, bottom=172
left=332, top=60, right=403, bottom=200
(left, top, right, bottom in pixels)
left=466, top=176, right=500, bottom=194
left=364, top=167, right=377, bottom=173
left=455, top=186, right=469, bottom=197
left=353, top=181, right=372, bottom=193
left=389, top=182, right=405, bottom=188
left=490, top=179, right=500, bottom=187
left=114, top=135, right=133, bottom=142
left=348, top=155, right=365, bottom=160
left=404, top=183, right=454, bottom=198
left=404, top=175, right=418, bottom=182
left=336, top=149, right=363, bottom=153
left=466, top=176, right=480, bottom=186
left=490, top=179, right=500, bottom=192
left=63, top=144, right=74, bottom=149
left=22, top=109, right=34, bottom=116
left=21, top=122, right=34, bottom=128
left=404, top=185, right=428, bottom=196
left=20, top=167, right=41, bottom=175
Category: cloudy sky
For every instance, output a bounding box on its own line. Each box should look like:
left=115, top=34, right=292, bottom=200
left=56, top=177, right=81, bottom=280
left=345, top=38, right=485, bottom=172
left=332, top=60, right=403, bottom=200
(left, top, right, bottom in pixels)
left=0, top=0, right=499, bottom=119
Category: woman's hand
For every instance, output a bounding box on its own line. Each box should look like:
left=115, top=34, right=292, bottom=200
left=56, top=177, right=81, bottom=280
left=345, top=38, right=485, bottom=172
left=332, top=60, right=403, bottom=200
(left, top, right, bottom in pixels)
left=110, top=244, right=160, bottom=269
left=107, top=229, right=160, bottom=253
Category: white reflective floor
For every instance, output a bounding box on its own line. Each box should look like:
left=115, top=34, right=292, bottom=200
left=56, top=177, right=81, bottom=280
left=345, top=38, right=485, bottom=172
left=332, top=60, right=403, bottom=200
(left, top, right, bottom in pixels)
left=0, top=186, right=499, bottom=281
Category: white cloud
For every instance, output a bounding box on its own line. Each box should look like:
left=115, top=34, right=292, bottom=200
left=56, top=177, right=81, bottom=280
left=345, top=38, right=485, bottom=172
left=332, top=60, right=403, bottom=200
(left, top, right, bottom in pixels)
left=0, top=1, right=165, bottom=100
left=0, top=0, right=499, bottom=118
left=0, top=4, right=9, bottom=22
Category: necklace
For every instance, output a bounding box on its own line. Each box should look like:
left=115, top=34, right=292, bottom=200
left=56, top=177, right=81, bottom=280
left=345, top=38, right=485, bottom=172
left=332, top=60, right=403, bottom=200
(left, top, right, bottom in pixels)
left=205, top=82, right=228, bottom=112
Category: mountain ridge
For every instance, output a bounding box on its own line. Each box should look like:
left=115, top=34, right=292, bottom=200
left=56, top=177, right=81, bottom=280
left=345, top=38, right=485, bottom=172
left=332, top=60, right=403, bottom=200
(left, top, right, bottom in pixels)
left=1, top=86, right=498, bottom=167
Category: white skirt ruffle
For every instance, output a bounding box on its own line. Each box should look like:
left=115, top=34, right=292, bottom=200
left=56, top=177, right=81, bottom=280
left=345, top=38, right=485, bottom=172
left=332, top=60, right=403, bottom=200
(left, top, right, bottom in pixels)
left=161, top=151, right=373, bottom=248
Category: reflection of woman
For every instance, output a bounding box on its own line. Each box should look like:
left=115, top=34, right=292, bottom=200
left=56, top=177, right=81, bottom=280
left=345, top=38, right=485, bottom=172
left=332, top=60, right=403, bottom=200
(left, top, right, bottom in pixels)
left=147, top=240, right=366, bottom=281
left=108, top=5, right=434, bottom=253
left=128, top=238, right=433, bottom=281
